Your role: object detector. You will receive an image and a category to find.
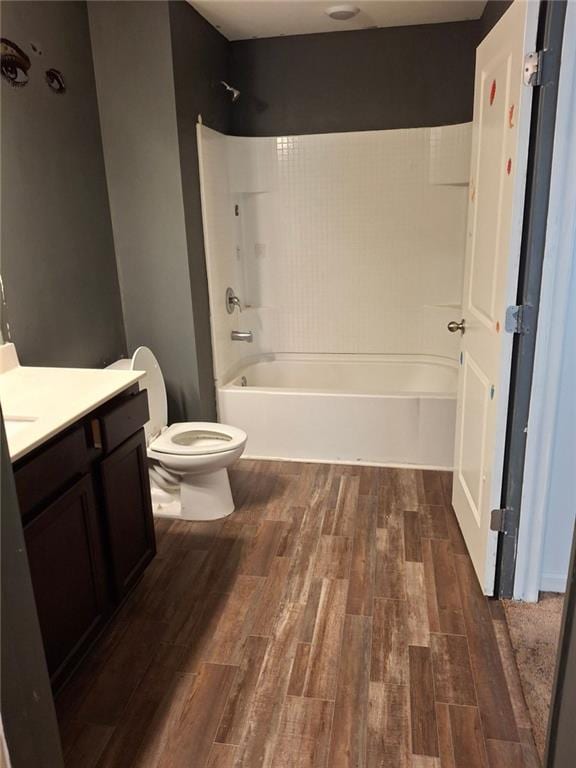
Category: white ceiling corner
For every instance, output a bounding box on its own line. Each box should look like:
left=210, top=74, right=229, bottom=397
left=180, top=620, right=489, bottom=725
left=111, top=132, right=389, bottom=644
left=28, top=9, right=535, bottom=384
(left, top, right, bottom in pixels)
left=190, top=0, right=488, bottom=41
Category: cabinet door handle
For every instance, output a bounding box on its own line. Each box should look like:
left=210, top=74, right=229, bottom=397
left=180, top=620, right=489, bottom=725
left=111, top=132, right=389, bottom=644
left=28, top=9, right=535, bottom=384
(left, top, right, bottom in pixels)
left=90, top=418, right=102, bottom=450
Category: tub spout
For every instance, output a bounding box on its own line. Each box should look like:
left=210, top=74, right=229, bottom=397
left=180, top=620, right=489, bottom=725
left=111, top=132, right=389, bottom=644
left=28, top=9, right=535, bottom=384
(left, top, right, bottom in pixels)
left=231, top=330, right=253, bottom=343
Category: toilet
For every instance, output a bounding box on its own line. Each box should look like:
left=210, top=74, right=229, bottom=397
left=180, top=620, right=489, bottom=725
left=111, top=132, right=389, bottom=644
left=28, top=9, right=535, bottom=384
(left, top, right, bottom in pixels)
left=109, top=347, right=247, bottom=521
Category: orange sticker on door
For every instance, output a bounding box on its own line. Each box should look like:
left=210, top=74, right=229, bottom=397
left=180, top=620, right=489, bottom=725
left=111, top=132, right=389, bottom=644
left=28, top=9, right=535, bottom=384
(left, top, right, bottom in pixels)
left=489, top=79, right=496, bottom=105
left=509, top=104, right=515, bottom=128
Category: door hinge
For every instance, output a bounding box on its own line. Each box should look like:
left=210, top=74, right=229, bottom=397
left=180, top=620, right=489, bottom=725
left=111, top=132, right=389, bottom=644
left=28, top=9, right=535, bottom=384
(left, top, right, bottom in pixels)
left=505, top=304, right=529, bottom=334
left=234, top=204, right=240, bottom=216
left=523, top=51, right=542, bottom=86
left=490, top=507, right=519, bottom=536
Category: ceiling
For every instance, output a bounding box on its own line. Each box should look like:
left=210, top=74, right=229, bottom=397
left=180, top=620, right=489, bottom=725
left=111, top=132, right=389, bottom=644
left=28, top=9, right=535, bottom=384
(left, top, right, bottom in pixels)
left=190, top=0, right=488, bottom=41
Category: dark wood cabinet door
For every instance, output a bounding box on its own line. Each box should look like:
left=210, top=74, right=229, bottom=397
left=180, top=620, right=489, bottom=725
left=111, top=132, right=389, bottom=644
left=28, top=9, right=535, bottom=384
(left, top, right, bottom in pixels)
left=24, top=475, right=108, bottom=686
left=99, top=429, right=156, bottom=599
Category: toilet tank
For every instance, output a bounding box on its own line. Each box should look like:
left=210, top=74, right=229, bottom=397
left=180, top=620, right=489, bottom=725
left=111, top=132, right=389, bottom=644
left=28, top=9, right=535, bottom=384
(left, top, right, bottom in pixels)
left=107, top=348, right=167, bottom=443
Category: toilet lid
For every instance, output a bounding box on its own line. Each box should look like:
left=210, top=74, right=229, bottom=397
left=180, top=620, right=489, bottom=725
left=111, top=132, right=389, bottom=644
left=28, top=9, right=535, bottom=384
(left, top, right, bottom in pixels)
left=149, top=422, right=247, bottom=456
left=131, top=346, right=168, bottom=443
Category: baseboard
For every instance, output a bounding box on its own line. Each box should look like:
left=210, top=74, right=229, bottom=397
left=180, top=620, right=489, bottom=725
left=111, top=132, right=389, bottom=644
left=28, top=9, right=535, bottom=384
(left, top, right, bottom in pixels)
left=240, top=454, right=453, bottom=472
left=540, top=573, right=567, bottom=593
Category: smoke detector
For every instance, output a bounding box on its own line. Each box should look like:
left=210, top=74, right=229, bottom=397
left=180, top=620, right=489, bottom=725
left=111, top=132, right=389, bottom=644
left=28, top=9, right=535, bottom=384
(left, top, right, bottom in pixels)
left=325, top=4, right=360, bottom=21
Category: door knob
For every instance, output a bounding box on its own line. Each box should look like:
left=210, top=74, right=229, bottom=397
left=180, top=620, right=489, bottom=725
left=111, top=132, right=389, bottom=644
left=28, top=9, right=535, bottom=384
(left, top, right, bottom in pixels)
left=447, top=319, right=466, bottom=334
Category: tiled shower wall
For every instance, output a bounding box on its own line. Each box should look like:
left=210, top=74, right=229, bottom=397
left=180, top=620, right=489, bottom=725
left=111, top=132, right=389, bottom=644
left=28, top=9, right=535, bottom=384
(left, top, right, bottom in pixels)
left=198, top=123, right=471, bottom=383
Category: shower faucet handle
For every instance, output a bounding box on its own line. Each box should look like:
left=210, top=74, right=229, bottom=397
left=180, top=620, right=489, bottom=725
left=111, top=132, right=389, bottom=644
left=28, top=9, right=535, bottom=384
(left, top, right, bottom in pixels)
left=226, top=287, right=242, bottom=314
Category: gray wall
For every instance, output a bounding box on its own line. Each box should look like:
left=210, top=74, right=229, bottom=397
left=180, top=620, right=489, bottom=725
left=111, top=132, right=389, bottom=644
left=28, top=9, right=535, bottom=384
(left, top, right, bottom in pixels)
left=88, top=1, right=206, bottom=421
left=478, top=0, right=514, bottom=40
left=228, top=1, right=513, bottom=137
left=0, top=1, right=126, bottom=368
left=229, top=21, right=479, bottom=136
left=169, top=1, right=231, bottom=419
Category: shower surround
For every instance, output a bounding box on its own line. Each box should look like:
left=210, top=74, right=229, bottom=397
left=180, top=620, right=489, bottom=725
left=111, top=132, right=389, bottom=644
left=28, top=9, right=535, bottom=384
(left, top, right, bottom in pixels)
left=198, top=122, right=471, bottom=468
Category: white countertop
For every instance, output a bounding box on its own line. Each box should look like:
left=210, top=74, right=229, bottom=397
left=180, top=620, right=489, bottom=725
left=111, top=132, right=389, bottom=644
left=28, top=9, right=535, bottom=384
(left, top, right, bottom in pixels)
left=0, top=365, right=144, bottom=462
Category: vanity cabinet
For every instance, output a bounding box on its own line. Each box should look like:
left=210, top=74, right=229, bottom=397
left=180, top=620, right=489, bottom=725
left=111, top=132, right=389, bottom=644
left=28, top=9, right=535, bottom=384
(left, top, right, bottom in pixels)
left=23, top=475, right=109, bottom=680
left=14, top=388, right=155, bottom=691
left=99, top=430, right=155, bottom=600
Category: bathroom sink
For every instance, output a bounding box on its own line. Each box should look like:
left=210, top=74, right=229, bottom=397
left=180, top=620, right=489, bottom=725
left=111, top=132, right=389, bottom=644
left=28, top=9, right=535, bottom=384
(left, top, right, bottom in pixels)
left=3, top=415, right=38, bottom=438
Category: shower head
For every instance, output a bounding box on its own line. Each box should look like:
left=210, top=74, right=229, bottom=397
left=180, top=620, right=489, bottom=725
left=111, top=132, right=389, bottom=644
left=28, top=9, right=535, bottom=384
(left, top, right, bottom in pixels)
left=221, top=80, right=240, bottom=102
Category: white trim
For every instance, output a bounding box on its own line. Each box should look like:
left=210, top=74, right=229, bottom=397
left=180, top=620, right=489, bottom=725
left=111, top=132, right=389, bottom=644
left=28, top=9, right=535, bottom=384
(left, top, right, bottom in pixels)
left=196, top=122, right=220, bottom=389
left=240, top=455, right=451, bottom=472
left=540, top=574, right=568, bottom=594
left=514, top=2, right=576, bottom=601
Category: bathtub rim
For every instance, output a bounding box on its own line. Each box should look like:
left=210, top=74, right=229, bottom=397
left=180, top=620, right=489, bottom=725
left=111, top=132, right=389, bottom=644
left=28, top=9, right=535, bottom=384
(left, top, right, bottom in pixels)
left=218, top=352, right=459, bottom=399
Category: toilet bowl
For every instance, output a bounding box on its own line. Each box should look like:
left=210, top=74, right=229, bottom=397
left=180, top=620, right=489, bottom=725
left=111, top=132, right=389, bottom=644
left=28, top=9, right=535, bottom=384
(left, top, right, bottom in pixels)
left=108, top=347, right=247, bottom=521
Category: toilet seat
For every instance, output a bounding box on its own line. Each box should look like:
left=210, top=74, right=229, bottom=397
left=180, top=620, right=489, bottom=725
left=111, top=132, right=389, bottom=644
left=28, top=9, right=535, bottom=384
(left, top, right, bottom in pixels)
left=107, top=346, right=247, bottom=521
left=149, top=422, right=247, bottom=457
left=131, top=346, right=168, bottom=444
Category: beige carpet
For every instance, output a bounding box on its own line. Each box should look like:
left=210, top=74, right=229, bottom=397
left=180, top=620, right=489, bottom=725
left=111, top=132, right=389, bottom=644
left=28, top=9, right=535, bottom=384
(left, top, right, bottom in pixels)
left=503, top=593, right=564, bottom=761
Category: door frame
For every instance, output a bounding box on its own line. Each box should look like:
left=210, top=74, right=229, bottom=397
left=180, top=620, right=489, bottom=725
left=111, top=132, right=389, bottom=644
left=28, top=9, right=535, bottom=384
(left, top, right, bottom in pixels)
left=508, top=0, right=575, bottom=601
left=494, top=0, right=569, bottom=599
left=514, top=0, right=576, bottom=601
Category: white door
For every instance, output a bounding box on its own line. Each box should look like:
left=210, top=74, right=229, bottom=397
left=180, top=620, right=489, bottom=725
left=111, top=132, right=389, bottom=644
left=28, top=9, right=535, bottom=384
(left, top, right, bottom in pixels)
left=452, top=0, right=539, bottom=594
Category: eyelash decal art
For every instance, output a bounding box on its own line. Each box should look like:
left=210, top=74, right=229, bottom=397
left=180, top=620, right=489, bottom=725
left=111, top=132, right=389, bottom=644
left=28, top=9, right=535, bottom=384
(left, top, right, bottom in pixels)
left=45, top=68, right=66, bottom=94
left=0, top=38, right=31, bottom=88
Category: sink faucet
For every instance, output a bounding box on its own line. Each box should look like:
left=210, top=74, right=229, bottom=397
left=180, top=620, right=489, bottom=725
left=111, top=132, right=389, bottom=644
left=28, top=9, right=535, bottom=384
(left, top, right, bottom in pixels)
left=231, top=330, right=253, bottom=343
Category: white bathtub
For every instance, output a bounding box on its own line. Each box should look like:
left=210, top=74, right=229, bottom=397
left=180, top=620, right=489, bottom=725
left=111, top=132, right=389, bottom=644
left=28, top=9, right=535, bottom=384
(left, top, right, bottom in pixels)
left=217, top=355, right=457, bottom=469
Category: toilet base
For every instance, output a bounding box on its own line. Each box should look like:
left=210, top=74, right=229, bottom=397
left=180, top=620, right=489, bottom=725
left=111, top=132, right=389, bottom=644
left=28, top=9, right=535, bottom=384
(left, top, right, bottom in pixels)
left=181, top=468, right=235, bottom=520
left=150, top=468, right=235, bottom=521
left=152, top=497, right=184, bottom=520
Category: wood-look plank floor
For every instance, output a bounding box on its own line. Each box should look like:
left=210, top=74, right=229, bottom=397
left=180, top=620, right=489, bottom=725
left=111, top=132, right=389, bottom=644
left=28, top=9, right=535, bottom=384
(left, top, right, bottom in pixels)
left=58, top=460, right=540, bottom=768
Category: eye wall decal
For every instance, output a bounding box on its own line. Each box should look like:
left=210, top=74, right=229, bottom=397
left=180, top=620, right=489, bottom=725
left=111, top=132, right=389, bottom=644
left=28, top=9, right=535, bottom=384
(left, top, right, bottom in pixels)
left=45, top=68, right=66, bottom=94
left=0, top=38, right=31, bottom=88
